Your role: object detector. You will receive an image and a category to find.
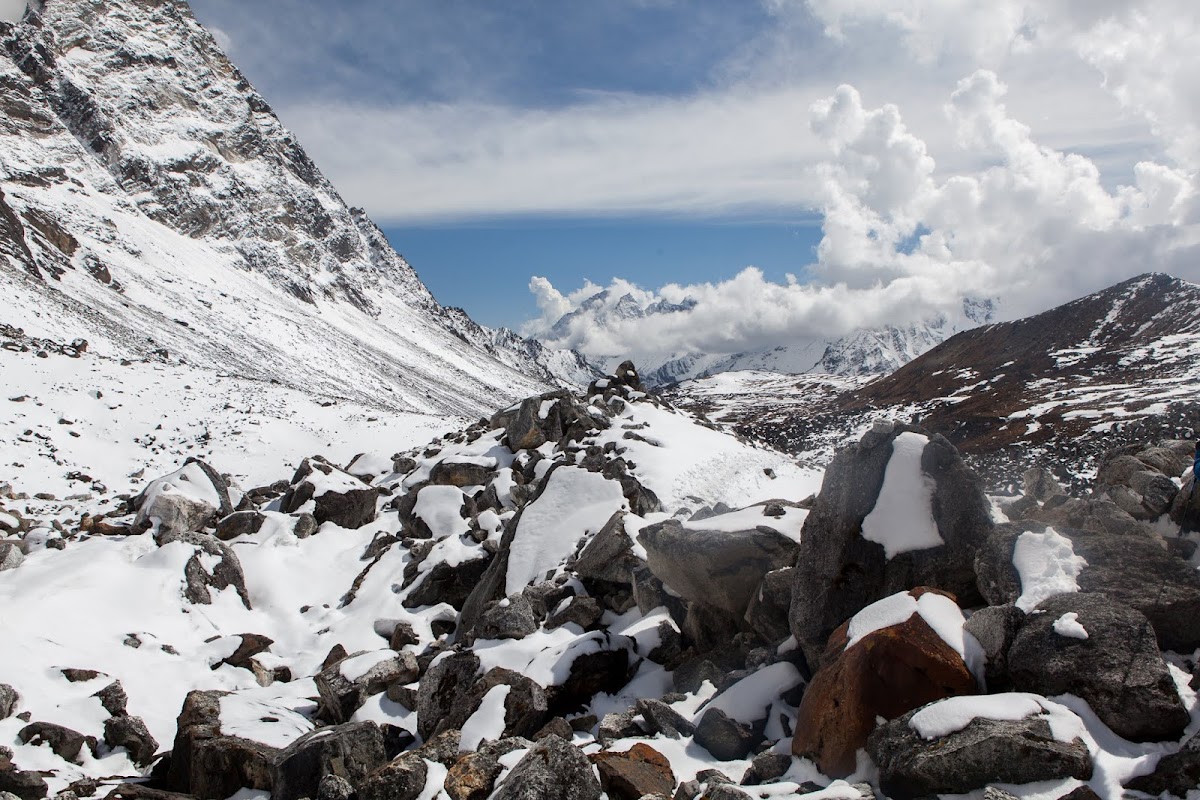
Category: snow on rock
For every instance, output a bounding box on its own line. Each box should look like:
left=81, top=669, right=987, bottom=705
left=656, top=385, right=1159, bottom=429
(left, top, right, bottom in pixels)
left=412, top=485, right=470, bottom=540
left=505, top=466, right=627, bottom=594
left=861, top=432, right=943, bottom=558
left=1052, top=612, right=1089, bottom=639
left=459, top=684, right=511, bottom=752
left=1013, top=528, right=1088, bottom=612
left=844, top=590, right=984, bottom=681
left=218, top=694, right=313, bottom=749
left=909, top=692, right=1086, bottom=744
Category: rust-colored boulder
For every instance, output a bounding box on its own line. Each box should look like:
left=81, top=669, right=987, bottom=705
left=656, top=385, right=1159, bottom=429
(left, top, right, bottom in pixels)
left=590, top=743, right=676, bottom=800
left=792, top=588, right=978, bottom=778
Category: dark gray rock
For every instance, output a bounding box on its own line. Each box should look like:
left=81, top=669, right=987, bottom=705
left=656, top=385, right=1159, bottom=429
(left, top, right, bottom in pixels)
left=976, top=521, right=1200, bottom=651
left=430, top=459, right=494, bottom=488
left=598, top=711, right=644, bottom=745
left=789, top=422, right=992, bottom=665
left=489, top=735, right=602, bottom=800
left=279, top=458, right=378, bottom=530
left=638, top=519, right=797, bottom=617
left=359, top=752, right=427, bottom=800
left=447, top=668, right=549, bottom=744
left=868, top=705, right=1092, bottom=800
left=963, top=604, right=1023, bottom=692
left=316, top=650, right=419, bottom=723
left=546, top=595, right=603, bottom=631
left=0, top=758, right=47, bottom=800
left=103, top=715, right=159, bottom=766
left=477, top=594, right=539, bottom=640
left=702, top=786, right=752, bottom=800
left=636, top=698, right=695, bottom=739
left=744, top=567, right=794, bottom=644
left=17, top=722, right=96, bottom=764
left=445, top=750, right=503, bottom=800
left=417, top=651, right=482, bottom=740
left=214, top=510, right=265, bottom=540
left=0, top=542, right=23, bottom=572
left=1008, top=593, right=1189, bottom=742
left=1125, top=732, right=1200, bottom=797
left=403, top=553, right=491, bottom=611
left=272, top=722, right=388, bottom=800
left=574, top=511, right=640, bottom=584
left=157, top=529, right=252, bottom=609
left=740, top=751, right=791, bottom=786
left=94, top=679, right=128, bottom=716
left=166, top=690, right=277, bottom=799
left=694, top=709, right=757, bottom=761
left=317, top=774, right=355, bottom=800
left=1023, top=467, right=1065, bottom=502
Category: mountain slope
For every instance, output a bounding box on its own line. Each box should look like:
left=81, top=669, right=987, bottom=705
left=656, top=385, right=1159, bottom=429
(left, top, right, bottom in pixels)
left=0, top=0, right=563, bottom=418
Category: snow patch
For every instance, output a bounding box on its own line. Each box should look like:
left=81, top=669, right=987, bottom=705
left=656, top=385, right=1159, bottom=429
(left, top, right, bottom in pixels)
left=1013, top=528, right=1088, bottom=612
left=861, top=432, right=943, bottom=558
left=1052, top=612, right=1089, bottom=639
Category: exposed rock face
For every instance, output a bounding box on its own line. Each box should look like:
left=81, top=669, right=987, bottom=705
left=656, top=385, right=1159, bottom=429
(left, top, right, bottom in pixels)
left=963, top=604, right=1023, bottom=692
left=1007, top=593, right=1190, bottom=742
left=280, top=458, right=378, bottom=530
left=591, top=743, right=676, bottom=800
left=489, top=735, right=602, bottom=800
left=789, top=422, right=992, bottom=665
left=1095, top=440, right=1189, bottom=520
left=134, top=460, right=233, bottom=534
left=574, top=511, right=640, bottom=584
left=792, top=589, right=979, bottom=779
left=638, top=520, right=797, bottom=618
left=417, top=651, right=482, bottom=741
left=868, top=703, right=1092, bottom=800
left=976, top=521, right=1200, bottom=651
left=167, top=691, right=277, bottom=800
left=272, top=722, right=388, bottom=800
left=157, top=530, right=252, bottom=609
left=103, top=715, right=159, bottom=767
left=359, top=752, right=428, bottom=800
left=1125, top=733, right=1200, bottom=797
left=316, top=650, right=419, bottom=724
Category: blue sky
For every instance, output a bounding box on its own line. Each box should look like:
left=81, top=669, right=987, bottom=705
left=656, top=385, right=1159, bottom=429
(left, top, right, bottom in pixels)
left=186, top=0, right=1200, bottom=353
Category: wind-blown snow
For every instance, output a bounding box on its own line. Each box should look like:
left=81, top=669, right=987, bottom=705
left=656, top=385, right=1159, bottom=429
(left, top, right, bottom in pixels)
left=505, top=466, right=627, bottom=594
left=845, top=590, right=984, bottom=681
left=459, top=684, right=511, bottom=753
left=910, top=693, right=1086, bottom=743
left=860, top=432, right=942, bottom=558
left=413, top=486, right=469, bottom=540
left=1013, top=528, right=1088, bottom=612
left=1053, top=612, right=1089, bottom=640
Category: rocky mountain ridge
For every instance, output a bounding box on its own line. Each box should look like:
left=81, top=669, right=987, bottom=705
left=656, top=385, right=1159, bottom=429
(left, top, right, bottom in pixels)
left=0, top=0, right=585, bottom=419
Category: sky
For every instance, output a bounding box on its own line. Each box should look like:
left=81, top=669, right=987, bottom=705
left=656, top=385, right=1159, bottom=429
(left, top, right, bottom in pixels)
left=175, top=3, right=1200, bottom=354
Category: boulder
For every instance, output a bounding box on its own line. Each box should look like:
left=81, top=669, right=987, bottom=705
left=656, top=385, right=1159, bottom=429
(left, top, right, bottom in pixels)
left=0, top=542, right=23, bottom=572
left=789, top=423, right=992, bottom=665
left=103, top=715, right=159, bottom=766
left=1125, top=732, right=1200, bottom=797
left=359, top=752, right=427, bottom=800
left=546, top=595, right=603, bottom=631
left=1022, top=467, right=1065, bottom=502
left=740, top=751, right=792, bottom=786
left=17, top=722, right=96, bottom=764
left=213, top=633, right=274, bottom=672
left=574, top=511, right=640, bottom=585
left=962, top=604, right=1023, bottom=692
left=489, top=735, right=602, bottom=800
left=166, top=690, right=277, bottom=799
left=1007, top=593, right=1189, bottom=742
left=694, top=709, right=757, bottom=762
left=433, top=667, right=549, bottom=744
left=476, top=594, right=539, bottom=640
left=430, top=459, right=494, bottom=488
left=316, top=650, right=419, bottom=724
left=590, top=743, right=676, bottom=800
left=133, top=459, right=233, bottom=533
left=597, top=710, right=644, bottom=745
left=638, top=519, right=797, bottom=617
left=743, top=567, right=794, bottom=644
left=279, top=458, right=377, bottom=529
left=976, top=521, right=1200, bottom=651
left=867, top=697, right=1092, bottom=800
left=1021, top=496, right=1150, bottom=538
left=403, top=554, right=491, bottom=611
left=214, top=511, right=265, bottom=540
left=792, top=589, right=979, bottom=779
left=157, top=530, right=251, bottom=609
left=445, top=751, right=503, bottom=800
left=272, top=722, right=388, bottom=800
left=0, top=684, right=16, bottom=719
left=0, top=757, right=47, bottom=800
left=417, top=651, right=482, bottom=740
left=635, top=699, right=695, bottom=739
left=318, top=774, right=355, bottom=800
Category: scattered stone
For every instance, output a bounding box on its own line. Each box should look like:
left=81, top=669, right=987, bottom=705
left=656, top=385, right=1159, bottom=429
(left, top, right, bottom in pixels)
left=389, top=621, right=419, bottom=650
left=476, top=594, right=539, bottom=640
left=444, top=751, right=502, bottom=800
left=490, top=735, right=602, bottom=800
left=546, top=595, right=603, bottom=631
left=214, top=511, right=266, bottom=540
left=635, top=698, right=695, bottom=739
left=316, top=650, right=419, bottom=724
left=740, top=751, right=792, bottom=786
left=17, top=722, right=96, bottom=764
left=1125, top=732, right=1200, bottom=797
left=591, top=743, right=676, bottom=800
left=359, top=752, right=427, bottom=800
left=598, top=711, right=644, bottom=745
left=103, top=715, right=159, bottom=767
left=694, top=709, right=757, bottom=762
left=317, top=774, right=355, bottom=800
left=279, top=458, right=378, bottom=530
left=0, top=685, right=18, bottom=719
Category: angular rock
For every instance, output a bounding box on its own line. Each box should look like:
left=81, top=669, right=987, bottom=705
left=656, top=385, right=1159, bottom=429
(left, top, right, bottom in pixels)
left=1008, top=593, right=1189, bottom=742
left=477, top=594, right=539, bottom=641
left=598, top=710, right=644, bottom=745
left=417, top=651, right=482, bottom=741
left=489, top=735, right=602, bottom=800
left=445, top=751, right=502, bottom=800
left=430, top=459, right=494, bottom=488
left=273, top=722, right=388, bottom=800
left=963, top=604, right=1023, bottom=692
left=744, top=567, right=794, bottom=644
left=316, top=649, right=419, bottom=723
left=403, top=554, right=491, bottom=611
left=0, top=542, right=23, bottom=572
left=694, top=709, right=757, bottom=762
left=318, top=774, right=355, bottom=800
left=0, top=764, right=47, bottom=800
left=439, top=667, right=549, bottom=745
left=167, top=690, right=277, bottom=799
left=1125, top=732, right=1200, bottom=797
left=867, top=702, right=1092, bottom=800
left=740, top=751, right=792, bottom=786
left=103, top=715, right=159, bottom=766
left=0, top=684, right=16, bottom=719
left=789, top=423, right=992, bottom=665
left=359, top=752, right=428, bottom=800
left=17, top=722, right=96, bottom=764
left=591, top=743, right=676, bottom=800
left=976, top=521, right=1200, bottom=651
left=157, top=529, right=252, bottom=609
left=1023, top=467, right=1065, bottom=502
left=279, top=458, right=378, bottom=530
left=94, top=680, right=128, bottom=716
left=574, top=511, right=640, bottom=585
left=635, top=698, right=695, bottom=739
left=214, top=510, right=265, bottom=541
left=792, top=589, right=978, bottom=779
left=134, top=459, right=232, bottom=534
left=546, top=595, right=604, bottom=631
left=638, top=519, right=796, bottom=617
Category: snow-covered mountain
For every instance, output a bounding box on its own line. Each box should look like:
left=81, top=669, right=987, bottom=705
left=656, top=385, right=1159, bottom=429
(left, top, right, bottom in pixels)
left=0, top=0, right=584, bottom=419
left=537, top=288, right=994, bottom=387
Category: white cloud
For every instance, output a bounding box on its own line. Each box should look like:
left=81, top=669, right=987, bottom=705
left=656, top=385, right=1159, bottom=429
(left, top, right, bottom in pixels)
left=0, top=0, right=26, bottom=23
left=530, top=71, right=1199, bottom=362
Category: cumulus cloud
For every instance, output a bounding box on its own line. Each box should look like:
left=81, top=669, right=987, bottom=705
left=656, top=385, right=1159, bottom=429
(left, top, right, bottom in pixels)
left=531, top=71, right=1199, bottom=362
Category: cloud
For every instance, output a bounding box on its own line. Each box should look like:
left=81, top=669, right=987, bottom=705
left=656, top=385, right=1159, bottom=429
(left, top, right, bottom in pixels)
left=529, top=72, right=1199, bottom=362
left=0, top=0, right=26, bottom=23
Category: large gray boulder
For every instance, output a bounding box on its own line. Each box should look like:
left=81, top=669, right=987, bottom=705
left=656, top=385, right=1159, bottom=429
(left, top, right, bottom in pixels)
left=574, top=511, right=640, bottom=585
left=1125, top=732, right=1200, bottom=797
left=316, top=650, right=419, bottom=724
left=358, top=752, right=428, bottom=800
left=417, top=651, right=481, bottom=740
left=272, top=722, right=388, bottom=800
left=134, top=459, right=233, bottom=534
left=790, top=422, right=992, bottom=665
left=0, top=542, right=23, bottom=572
left=167, top=690, right=278, bottom=799
left=1007, top=593, right=1189, bottom=742
left=976, top=521, right=1200, bottom=652
left=280, top=458, right=378, bottom=530
left=637, top=519, right=797, bottom=617
left=868, top=700, right=1092, bottom=800
left=489, top=735, right=602, bottom=800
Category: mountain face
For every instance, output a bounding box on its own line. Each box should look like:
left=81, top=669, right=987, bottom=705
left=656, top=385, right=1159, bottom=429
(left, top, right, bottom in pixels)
left=0, top=0, right=576, bottom=418
left=668, top=273, right=1200, bottom=487
left=539, top=290, right=994, bottom=387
